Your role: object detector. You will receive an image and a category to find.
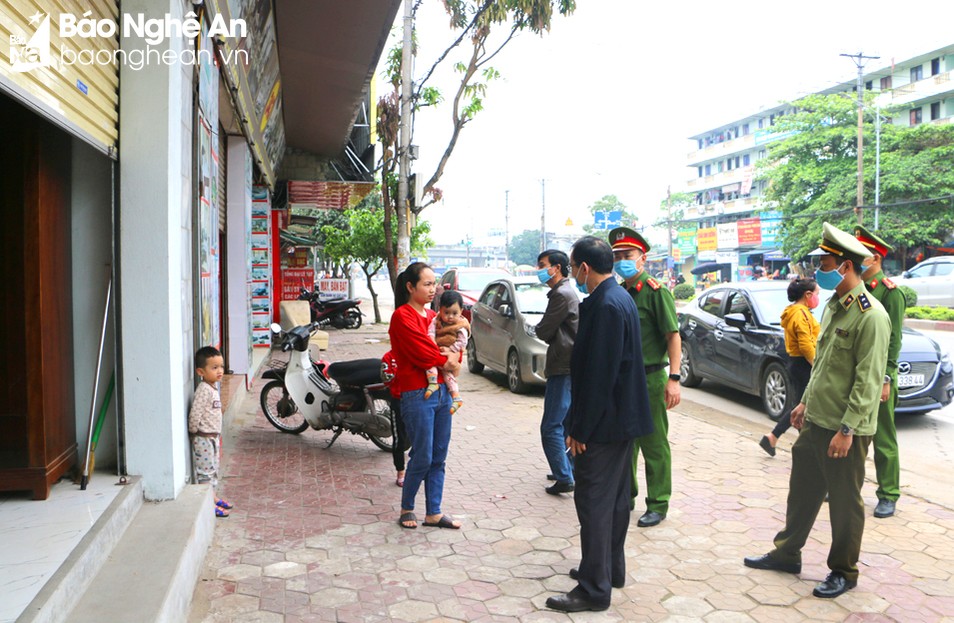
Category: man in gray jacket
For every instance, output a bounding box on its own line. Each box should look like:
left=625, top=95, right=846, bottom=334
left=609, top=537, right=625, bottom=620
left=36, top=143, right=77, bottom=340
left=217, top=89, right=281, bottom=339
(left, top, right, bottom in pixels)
left=534, top=249, right=580, bottom=494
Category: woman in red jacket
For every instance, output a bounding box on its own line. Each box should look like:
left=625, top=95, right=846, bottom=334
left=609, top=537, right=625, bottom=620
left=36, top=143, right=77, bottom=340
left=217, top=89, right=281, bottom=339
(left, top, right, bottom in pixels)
left=391, top=263, right=462, bottom=530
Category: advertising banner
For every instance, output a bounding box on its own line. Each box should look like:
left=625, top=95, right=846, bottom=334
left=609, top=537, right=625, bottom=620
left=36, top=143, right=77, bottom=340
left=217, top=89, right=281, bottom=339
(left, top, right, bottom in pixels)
left=717, top=222, right=738, bottom=249
left=737, top=218, right=762, bottom=246
left=760, top=211, right=783, bottom=245
left=697, top=227, right=717, bottom=252
left=678, top=227, right=697, bottom=258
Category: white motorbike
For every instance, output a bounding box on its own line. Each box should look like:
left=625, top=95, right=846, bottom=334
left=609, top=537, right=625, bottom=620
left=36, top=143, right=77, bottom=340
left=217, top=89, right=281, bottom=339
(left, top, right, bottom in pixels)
left=259, top=322, right=394, bottom=450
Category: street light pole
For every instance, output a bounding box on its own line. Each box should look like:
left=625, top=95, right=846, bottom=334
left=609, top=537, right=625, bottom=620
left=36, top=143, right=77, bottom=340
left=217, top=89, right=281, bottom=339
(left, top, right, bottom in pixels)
left=540, top=179, right=546, bottom=252
left=505, top=190, right=510, bottom=268
left=396, top=0, right=414, bottom=270
left=840, top=51, right=880, bottom=225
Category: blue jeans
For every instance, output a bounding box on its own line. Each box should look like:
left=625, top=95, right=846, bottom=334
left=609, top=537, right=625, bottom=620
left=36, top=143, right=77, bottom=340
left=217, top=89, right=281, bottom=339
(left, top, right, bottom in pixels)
left=400, top=385, right=453, bottom=516
left=541, top=374, right=573, bottom=484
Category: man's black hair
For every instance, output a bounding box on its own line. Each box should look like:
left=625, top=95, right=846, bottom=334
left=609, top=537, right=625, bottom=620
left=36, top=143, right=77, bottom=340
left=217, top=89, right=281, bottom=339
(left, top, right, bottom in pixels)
left=537, top=249, right=569, bottom=277
left=570, top=236, right=614, bottom=274
left=439, top=289, right=464, bottom=309
left=195, top=346, right=222, bottom=368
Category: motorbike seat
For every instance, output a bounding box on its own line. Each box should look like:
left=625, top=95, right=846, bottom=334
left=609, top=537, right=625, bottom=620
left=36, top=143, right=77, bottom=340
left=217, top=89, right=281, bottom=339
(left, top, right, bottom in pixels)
left=327, top=358, right=383, bottom=387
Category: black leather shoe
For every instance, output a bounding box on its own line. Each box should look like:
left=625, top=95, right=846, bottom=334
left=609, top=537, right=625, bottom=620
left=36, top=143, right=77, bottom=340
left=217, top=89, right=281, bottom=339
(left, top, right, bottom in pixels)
left=759, top=435, right=776, bottom=457
left=546, top=481, right=575, bottom=495
left=545, top=591, right=609, bottom=612
left=812, top=572, right=856, bottom=598
left=743, top=554, right=801, bottom=574
left=636, top=510, right=666, bottom=527
left=874, top=498, right=896, bottom=518
left=569, top=567, right=624, bottom=588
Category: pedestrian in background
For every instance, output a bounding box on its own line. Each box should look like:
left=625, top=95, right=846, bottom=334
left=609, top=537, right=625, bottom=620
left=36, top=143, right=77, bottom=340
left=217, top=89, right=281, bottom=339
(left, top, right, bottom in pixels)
left=189, top=346, right=233, bottom=518
left=545, top=236, right=652, bottom=613
left=759, top=278, right=819, bottom=456
left=855, top=225, right=905, bottom=519
left=380, top=350, right=407, bottom=488
left=745, top=222, right=890, bottom=599
left=534, top=249, right=579, bottom=496
left=390, top=263, right=463, bottom=530
left=608, top=227, right=681, bottom=528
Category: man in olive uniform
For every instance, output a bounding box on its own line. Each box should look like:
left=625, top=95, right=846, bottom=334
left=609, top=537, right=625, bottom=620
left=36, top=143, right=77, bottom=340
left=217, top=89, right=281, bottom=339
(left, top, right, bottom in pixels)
left=608, top=227, right=681, bottom=528
left=855, top=225, right=905, bottom=519
left=745, top=222, right=890, bottom=599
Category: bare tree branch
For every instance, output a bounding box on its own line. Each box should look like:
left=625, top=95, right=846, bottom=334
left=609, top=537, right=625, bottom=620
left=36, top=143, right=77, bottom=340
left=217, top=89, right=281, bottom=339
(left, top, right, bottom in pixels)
left=416, top=0, right=495, bottom=94
left=476, top=22, right=520, bottom=68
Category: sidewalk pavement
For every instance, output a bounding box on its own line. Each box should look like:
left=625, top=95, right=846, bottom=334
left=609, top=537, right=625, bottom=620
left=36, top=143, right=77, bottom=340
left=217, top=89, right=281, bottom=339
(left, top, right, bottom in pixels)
left=189, top=318, right=954, bottom=622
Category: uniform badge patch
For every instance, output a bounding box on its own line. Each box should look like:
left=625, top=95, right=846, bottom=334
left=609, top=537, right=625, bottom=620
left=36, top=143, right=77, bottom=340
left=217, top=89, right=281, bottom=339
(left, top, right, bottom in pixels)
left=842, top=294, right=855, bottom=309
left=635, top=281, right=643, bottom=293
left=835, top=328, right=850, bottom=337
left=646, top=278, right=660, bottom=290
left=882, top=277, right=896, bottom=289
left=858, top=292, right=872, bottom=312
left=869, top=279, right=878, bottom=290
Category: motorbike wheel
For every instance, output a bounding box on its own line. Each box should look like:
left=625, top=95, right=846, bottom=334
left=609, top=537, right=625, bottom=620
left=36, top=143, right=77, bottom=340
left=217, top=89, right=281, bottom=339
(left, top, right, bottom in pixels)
left=366, top=398, right=394, bottom=451
left=260, top=380, right=309, bottom=434
left=343, top=308, right=362, bottom=330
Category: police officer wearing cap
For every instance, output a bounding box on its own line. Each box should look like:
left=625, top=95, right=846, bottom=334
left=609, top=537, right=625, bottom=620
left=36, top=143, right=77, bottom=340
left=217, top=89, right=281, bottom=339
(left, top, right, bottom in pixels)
left=608, top=226, right=681, bottom=528
left=855, top=225, right=905, bottom=519
left=745, top=222, right=890, bottom=599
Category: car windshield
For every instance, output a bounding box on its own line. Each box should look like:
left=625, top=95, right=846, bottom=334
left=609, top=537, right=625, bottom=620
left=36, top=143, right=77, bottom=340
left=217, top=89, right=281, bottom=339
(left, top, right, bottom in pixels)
left=514, top=282, right=550, bottom=314
left=458, top=271, right=506, bottom=291
left=749, top=289, right=790, bottom=325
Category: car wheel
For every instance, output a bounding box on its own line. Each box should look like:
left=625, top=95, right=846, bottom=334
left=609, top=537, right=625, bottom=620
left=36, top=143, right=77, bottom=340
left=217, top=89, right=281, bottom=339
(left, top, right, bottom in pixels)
left=466, top=337, right=484, bottom=374
left=679, top=344, right=702, bottom=387
left=761, top=361, right=790, bottom=421
left=507, top=349, right=528, bottom=394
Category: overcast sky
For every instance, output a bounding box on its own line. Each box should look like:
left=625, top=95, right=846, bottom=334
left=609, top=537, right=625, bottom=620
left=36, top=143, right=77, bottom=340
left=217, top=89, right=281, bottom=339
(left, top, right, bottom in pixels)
left=386, top=0, right=953, bottom=247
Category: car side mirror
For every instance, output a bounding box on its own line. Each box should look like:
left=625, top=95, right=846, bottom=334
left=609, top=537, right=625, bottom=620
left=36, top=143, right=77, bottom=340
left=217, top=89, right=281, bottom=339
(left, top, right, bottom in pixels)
left=902, top=270, right=911, bottom=278
left=724, top=312, right=747, bottom=329
left=498, top=303, right=514, bottom=318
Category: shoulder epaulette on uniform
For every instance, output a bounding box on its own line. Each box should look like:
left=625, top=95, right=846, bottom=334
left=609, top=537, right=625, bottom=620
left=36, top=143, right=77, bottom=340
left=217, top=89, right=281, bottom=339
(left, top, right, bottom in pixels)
left=881, top=277, right=896, bottom=290
left=858, top=292, right=872, bottom=312
left=646, top=277, right=661, bottom=290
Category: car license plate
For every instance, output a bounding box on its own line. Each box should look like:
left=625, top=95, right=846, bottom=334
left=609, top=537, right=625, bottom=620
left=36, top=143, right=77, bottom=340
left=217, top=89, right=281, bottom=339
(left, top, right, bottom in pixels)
left=897, top=374, right=925, bottom=388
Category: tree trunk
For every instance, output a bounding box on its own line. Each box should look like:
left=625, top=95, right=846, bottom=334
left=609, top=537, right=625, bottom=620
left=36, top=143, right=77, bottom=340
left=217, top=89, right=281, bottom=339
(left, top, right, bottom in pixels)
left=365, top=271, right=381, bottom=324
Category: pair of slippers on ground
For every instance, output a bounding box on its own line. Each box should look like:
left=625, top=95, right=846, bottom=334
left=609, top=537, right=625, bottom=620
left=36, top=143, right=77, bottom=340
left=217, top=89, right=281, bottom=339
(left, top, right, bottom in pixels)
left=398, top=512, right=460, bottom=529
left=214, top=498, right=233, bottom=518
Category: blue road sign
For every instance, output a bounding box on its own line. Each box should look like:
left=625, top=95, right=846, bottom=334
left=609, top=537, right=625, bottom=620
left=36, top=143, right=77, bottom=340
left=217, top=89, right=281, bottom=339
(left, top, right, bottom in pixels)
left=594, top=210, right=622, bottom=230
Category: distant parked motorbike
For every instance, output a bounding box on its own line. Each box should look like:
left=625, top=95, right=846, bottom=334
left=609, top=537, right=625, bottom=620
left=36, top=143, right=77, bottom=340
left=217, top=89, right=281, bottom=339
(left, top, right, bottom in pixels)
left=260, top=322, right=393, bottom=450
left=297, top=286, right=363, bottom=329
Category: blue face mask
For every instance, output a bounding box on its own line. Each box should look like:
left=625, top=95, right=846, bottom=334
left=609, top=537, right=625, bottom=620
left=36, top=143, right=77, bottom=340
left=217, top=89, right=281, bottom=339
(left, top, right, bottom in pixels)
left=816, top=263, right=845, bottom=290
left=537, top=267, right=553, bottom=284
left=573, top=265, right=589, bottom=294
left=614, top=260, right=639, bottom=280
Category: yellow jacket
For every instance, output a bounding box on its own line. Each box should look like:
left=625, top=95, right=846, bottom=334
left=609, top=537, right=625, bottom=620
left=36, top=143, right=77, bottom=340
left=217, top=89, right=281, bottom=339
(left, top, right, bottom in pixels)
left=780, top=302, right=819, bottom=363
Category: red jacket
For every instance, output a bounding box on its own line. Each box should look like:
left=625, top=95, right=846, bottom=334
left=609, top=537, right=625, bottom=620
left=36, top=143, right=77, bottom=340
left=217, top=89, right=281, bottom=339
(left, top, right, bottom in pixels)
left=388, top=305, right=447, bottom=394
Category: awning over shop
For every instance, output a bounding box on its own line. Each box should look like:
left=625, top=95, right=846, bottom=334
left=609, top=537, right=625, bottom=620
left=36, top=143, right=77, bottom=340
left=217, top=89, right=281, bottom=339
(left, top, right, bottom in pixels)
left=275, top=0, right=402, bottom=157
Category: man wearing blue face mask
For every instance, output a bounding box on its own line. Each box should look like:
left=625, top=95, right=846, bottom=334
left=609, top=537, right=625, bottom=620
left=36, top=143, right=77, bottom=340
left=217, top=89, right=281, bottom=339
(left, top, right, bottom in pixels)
left=608, top=226, right=681, bottom=528
left=534, top=249, right=579, bottom=495
left=745, top=222, right=890, bottom=599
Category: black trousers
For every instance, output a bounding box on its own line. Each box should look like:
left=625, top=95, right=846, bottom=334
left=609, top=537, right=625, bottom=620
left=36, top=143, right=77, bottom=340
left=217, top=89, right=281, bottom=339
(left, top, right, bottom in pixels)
left=573, top=438, right=634, bottom=605
left=772, top=356, right=812, bottom=438
left=390, top=399, right=407, bottom=472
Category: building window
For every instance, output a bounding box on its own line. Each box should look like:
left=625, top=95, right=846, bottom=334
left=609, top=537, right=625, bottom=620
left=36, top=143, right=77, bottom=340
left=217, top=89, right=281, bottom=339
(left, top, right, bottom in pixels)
left=911, top=65, right=923, bottom=82
left=735, top=156, right=740, bottom=168
left=769, top=114, right=775, bottom=126
left=880, top=76, right=892, bottom=90
left=743, top=154, right=750, bottom=166
left=910, top=108, right=922, bottom=126
left=698, top=139, right=703, bottom=150
left=932, top=57, right=941, bottom=76
left=742, top=123, right=749, bottom=135
left=758, top=149, right=766, bottom=160
left=931, top=102, right=941, bottom=121
left=727, top=158, right=733, bottom=171
left=758, top=118, right=764, bottom=129
left=698, top=166, right=704, bottom=178
left=705, top=164, right=711, bottom=176
left=865, top=80, right=873, bottom=90
left=718, top=161, right=724, bottom=173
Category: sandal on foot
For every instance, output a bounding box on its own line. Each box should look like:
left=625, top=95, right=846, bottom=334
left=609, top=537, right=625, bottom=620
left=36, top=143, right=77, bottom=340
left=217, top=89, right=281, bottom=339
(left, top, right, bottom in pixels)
left=215, top=506, right=229, bottom=518
left=398, top=511, right=417, bottom=529
left=216, top=498, right=234, bottom=510
left=423, top=515, right=461, bottom=529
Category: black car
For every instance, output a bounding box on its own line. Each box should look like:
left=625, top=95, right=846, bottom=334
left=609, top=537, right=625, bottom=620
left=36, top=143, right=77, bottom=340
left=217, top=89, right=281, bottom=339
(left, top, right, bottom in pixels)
left=678, top=281, right=954, bottom=419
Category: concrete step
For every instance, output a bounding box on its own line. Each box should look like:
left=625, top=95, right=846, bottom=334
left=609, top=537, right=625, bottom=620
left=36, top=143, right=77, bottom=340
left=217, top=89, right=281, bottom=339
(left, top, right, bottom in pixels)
left=64, top=484, right=214, bottom=623
left=17, top=477, right=144, bottom=623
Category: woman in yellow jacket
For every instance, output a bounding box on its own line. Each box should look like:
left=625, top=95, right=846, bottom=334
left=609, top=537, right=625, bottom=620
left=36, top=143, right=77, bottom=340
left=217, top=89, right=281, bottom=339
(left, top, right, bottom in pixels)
left=759, top=278, right=820, bottom=456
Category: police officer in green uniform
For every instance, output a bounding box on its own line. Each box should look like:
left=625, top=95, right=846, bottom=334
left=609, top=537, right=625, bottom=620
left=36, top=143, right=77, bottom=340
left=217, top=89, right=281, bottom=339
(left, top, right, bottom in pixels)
left=744, top=222, right=890, bottom=599
left=855, top=225, right=904, bottom=518
left=608, top=227, right=681, bottom=528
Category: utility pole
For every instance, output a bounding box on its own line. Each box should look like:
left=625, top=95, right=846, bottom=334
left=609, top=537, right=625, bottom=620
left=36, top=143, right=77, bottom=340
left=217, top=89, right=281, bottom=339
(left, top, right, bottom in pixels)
left=666, top=186, right=674, bottom=261
left=875, top=101, right=882, bottom=230
left=840, top=51, right=879, bottom=225
left=504, top=190, right=510, bottom=268
left=540, top=179, right=546, bottom=252
left=396, top=0, right=414, bottom=270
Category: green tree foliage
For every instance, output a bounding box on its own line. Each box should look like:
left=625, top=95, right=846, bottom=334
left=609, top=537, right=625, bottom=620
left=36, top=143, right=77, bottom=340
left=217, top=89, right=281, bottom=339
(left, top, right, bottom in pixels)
left=582, top=195, right=637, bottom=234
left=762, top=93, right=954, bottom=264
left=509, top=229, right=544, bottom=266
left=322, top=192, right=432, bottom=323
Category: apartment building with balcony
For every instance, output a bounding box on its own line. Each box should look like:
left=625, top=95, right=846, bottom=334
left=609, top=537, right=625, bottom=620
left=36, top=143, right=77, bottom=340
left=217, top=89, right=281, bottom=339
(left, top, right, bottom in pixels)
left=679, top=44, right=954, bottom=281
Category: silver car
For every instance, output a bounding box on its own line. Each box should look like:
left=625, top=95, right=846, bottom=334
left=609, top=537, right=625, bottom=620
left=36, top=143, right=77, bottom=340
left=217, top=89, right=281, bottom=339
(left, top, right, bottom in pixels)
left=893, top=256, right=954, bottom=307
left=466, top=277, right=551, bottom=393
